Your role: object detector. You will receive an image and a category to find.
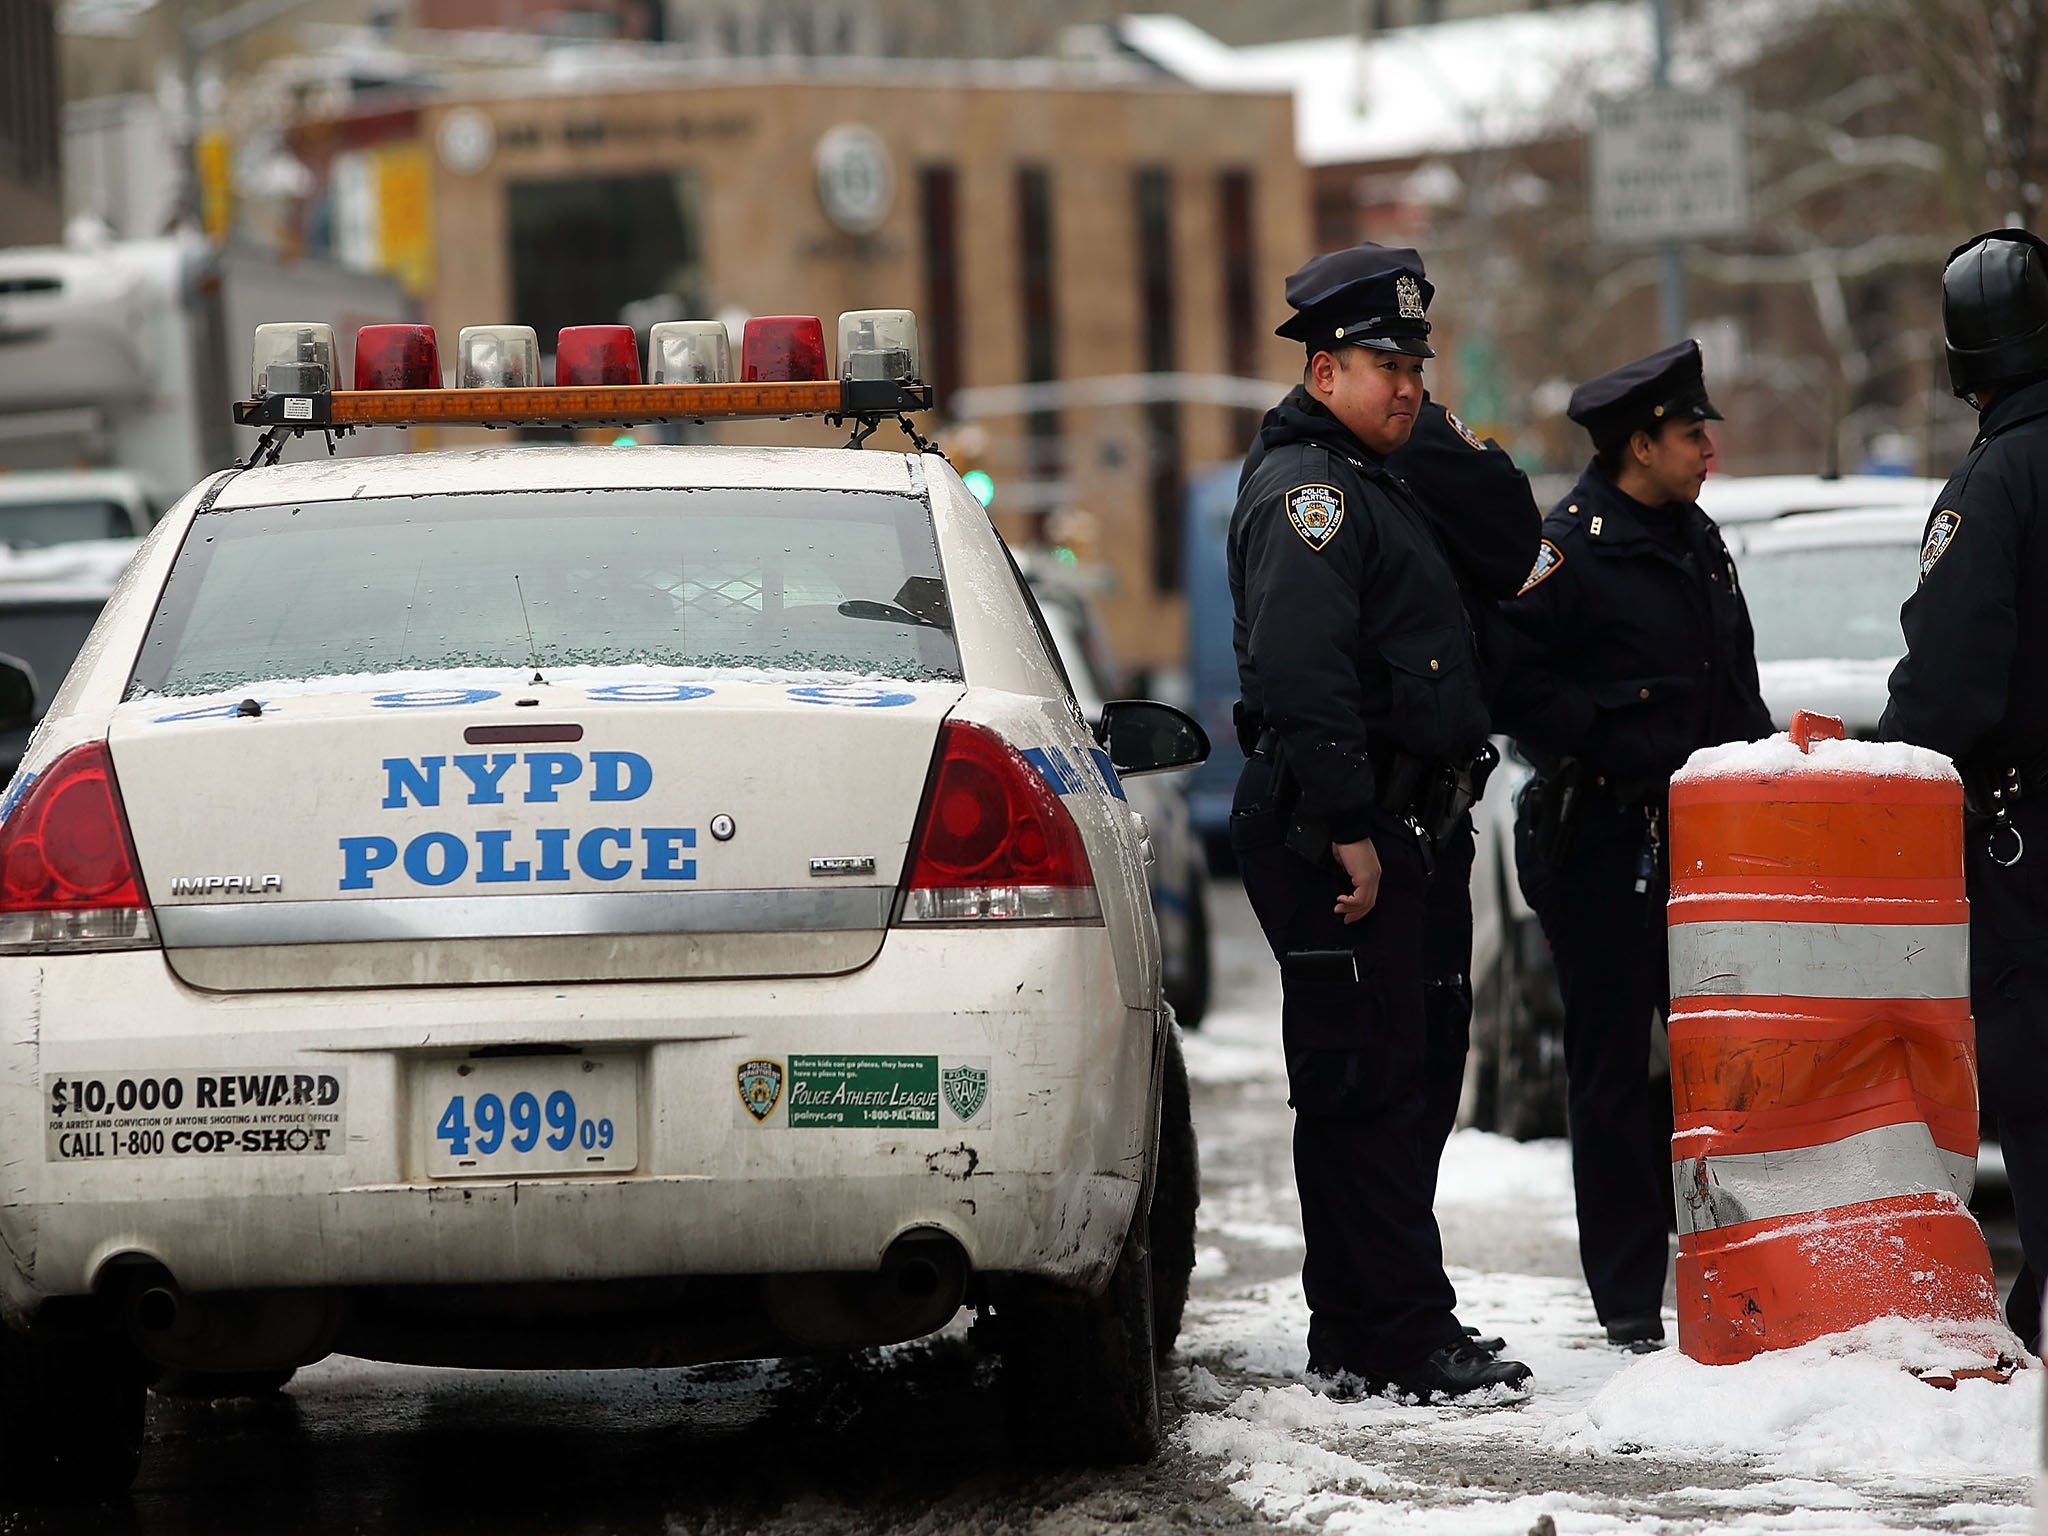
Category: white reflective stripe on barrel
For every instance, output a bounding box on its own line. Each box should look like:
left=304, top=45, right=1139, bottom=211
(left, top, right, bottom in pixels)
left=1672, top=1120, right=1978, bottom=1236
left=1668, top=920, right=1969, bottom=1000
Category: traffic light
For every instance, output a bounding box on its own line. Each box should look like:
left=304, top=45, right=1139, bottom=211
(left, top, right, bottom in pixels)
left=961, top=468, right=995, bottom=507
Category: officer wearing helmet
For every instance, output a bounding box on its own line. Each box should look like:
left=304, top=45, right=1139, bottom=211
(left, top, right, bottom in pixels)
left=1882, top=227, right=2048, bottom=1353
left=1497, top=340, right=1773, bottom=1351
left=1229, top=243, right=1533, bottom=1402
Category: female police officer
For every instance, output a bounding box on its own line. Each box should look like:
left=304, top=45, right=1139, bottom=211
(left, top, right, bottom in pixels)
left=1230, top=244, right=1532, bottom=1401
left=1498, top=340, right=1772, bottom=1350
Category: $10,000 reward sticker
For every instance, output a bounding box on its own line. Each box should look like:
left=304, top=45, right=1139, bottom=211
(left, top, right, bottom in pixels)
left=45, top=1069, right=347, bottom=1161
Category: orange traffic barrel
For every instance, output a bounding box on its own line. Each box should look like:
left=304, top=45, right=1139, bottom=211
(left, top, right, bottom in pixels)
left=1666, top=711, right=2004, bottom=1365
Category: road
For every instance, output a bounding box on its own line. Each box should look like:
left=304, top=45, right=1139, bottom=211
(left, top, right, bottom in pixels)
left=4, top=877, right=2034, bottom=1534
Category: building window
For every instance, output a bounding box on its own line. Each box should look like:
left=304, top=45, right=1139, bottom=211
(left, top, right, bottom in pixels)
left=1016, top=164, right=1061, bottom=490
left=919, top=165, right=962, bottom=414
left=1136, top=166, right=1183, bottom=594
left=1219, top=168, right=1259, bottom=449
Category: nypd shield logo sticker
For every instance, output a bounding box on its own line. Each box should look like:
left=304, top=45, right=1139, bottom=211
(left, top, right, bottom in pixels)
left=1920, top=510, right=1961, bottom=580
left=1286, top=484, right=1346, bottom=550
left=942, top=1064, right=989, bottom=1124
left=1445, top=409, right=1486, bottom=450
left=737, top=1059, right=784, bottom=1123
left=1519, top=539, right=1563, bottom=595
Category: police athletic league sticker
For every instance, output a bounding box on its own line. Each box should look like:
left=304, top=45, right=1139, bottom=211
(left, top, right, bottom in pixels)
left=1920, top=510, right=1961, bottom=579
left=1519, top=539, right=1563, bottom=594
left=1286, top=484, right=1346, bottom=549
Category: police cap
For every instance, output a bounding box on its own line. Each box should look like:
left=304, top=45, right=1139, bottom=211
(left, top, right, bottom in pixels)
left=1567, top=339, right=1722, bottom=452
left=1276, top=244, right=1435, bottom=358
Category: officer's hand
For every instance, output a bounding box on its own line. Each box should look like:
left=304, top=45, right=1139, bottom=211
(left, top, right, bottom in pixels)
left=1332, top=838, right=1382, bottom=923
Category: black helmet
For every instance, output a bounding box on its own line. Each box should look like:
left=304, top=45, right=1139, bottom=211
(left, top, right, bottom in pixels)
left=1943, top=228, right=2048, bottom=397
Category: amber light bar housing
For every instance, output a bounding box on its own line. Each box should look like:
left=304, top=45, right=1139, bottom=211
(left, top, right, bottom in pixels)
left=230, top=379, right=934, bottom=429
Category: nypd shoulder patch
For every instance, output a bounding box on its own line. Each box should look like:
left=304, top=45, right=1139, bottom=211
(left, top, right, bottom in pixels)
left=1286, top=484, right=1346, bottom=550
left=1920, top=509, right=1961, bottom=581
left=1519, top=538, right=1563, bottom=595
left=1445, top=409, right=1486, bottom=450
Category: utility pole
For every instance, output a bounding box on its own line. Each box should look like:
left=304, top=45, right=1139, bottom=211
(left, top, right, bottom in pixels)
left=1652, top=0, right=1686, bottom=343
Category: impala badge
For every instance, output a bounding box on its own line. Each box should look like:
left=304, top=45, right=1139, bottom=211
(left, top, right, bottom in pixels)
left=169, top=874, right=284, bottom=896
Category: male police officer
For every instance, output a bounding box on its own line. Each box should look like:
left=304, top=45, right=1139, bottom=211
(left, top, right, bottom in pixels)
left=1387, top=393, right=1543, bottom=1194
left=1882, top=228, right=2048, bottom=1354
left=1499, top=340, right=1772, bottom=1350
left=1230, top=244, right=1533, bottom=1401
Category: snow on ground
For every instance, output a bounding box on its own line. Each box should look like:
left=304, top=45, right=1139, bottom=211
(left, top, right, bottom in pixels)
left=1179, top=1079, right=2036, bottom=1531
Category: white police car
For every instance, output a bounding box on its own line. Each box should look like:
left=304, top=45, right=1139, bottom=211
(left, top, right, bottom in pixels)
left=0, top=311, right=1205, bottom=1487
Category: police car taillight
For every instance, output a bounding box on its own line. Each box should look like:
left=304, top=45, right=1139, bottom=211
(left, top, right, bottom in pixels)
left=898, top=722, right=1100, bottom=924
left=354, top=324, right=442, bottom=390
left=0, top=742, right=156, bottom=954
left=649, top=320, right=733, bottom=384
left=742, top=316, right=828, bottom=382
left=457, top=325, right=542, bottom=388
left=251, top=322, right=336, bottom=397
left=839, top=309, right=920, bottom=383
left=557, top=325, right=641, bottom=386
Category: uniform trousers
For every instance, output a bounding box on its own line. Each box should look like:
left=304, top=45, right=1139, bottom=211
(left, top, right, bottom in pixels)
left=1513, top=797, right=1672, bottom=1324
left=1966, top=797, right=2048, bottom=1353
left=1231, top=754, right=1464, bottom=1376
left=1421, top=816, right=1476, bottom=1200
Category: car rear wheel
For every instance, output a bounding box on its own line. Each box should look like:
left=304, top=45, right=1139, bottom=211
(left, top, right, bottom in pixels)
left=0, top=1320, right=146, bottom=1499
left=1150, top=1027, right=1199, bottom=1359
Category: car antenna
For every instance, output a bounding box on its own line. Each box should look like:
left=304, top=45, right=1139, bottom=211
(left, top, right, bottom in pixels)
left=514, top=574, right=544, bottom=684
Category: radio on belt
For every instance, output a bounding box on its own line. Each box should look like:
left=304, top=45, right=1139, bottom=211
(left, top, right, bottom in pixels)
left=231, top=308, right=933, bottom=440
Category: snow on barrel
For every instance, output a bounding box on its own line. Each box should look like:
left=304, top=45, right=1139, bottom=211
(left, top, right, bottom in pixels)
left=1666, top=711, right=2007, bottom=1367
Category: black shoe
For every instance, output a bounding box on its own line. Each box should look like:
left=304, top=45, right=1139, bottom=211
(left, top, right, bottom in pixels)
left=1462, top=1324, right=1506, bottom=1356
left=1380, top=1341, right=1534, bottom=1404
left=1604, top=1312, right=1667, bottom=1351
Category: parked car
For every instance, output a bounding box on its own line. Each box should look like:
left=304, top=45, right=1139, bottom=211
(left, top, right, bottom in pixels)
left=0, top=535, right=141, bottom=786
left=1722, top=505, right=1926, bottom=734
left=1022, top=554, right=1212, bottom=1028
left=1697, top=472, right=1942, bottom=528
left=0, top=469, right=158, bottom=547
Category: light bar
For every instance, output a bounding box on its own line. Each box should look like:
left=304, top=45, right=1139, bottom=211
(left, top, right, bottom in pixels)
left=234, top=314, right=931, bottom=430
left=355, top=324, right=441, bottom=390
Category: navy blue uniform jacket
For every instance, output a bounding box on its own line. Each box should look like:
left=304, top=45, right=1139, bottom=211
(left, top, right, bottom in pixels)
left=1497, top=462, right=1772, bottom=785
left=1230, top=388, right=1491, bottom=842
left=1882, top=376, right=2048, bottom=772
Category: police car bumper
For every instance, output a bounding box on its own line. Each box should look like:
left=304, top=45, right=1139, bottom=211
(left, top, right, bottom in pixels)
left=0, top=926, right=1150, bottom=1313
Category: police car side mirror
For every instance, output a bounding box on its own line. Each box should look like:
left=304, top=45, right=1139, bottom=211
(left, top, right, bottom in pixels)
left=1096, top=700, right=1209, bottom=778
left=0, top=654, right=36, bottom=732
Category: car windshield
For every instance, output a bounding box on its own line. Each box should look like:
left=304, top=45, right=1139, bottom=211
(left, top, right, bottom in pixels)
left=1737, top=542, right=1915, bottom=663
left=129, top=487, right=960, bottom=696
left=0, top=499, right=133, bottom=549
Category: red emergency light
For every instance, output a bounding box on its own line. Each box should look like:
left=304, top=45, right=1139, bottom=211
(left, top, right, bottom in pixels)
left=742, top=316, right=829, bottom=383
left=556, top=326, right=641, bottom=387
left=353, top=325, right=442, bottom=390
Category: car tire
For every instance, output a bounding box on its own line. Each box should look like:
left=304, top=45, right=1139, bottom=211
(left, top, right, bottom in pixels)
left=1162, top=880, right=1212, bottom=1031
left=153, top=1366, right=297, bottom=1400
left=998, top=1218, right=1161, bottom=1465
left=0, top=1320, right=146, bottom=1499
left=1150, top=1026, right=1199, bottom=1360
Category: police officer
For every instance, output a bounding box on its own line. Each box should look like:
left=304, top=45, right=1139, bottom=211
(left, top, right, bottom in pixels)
left=1881, top=228, right=2048, bottom=1354
left=1387, top=392, right=1543, bottom=1193
left=1498, top=340, right=1772, bottom=1350
left=1230, top=243, right=1533, bottom=1401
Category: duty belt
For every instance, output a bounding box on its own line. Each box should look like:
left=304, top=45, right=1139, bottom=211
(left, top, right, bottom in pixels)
left=1249, top=728, right=1494, bottom=845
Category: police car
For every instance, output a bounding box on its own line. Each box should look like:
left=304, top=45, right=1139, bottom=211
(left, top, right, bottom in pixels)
left=0, top=312, right=1206, bottom=1487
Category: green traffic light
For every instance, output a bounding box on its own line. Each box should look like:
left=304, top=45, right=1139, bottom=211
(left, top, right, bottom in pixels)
left=611, top=433, right=638, bottom=447
left=961, top=469, right=995, bottom=507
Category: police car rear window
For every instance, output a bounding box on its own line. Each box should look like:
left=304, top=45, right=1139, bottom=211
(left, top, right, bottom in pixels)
left=127, top=487, right=959, bottom=696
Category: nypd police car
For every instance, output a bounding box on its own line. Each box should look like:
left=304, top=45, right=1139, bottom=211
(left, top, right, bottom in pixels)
left=0, top=312, right=1205, bottom=1487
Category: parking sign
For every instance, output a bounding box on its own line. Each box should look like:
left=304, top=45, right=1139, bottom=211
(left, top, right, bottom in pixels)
left=1592, top=87, right=1752, bottom=244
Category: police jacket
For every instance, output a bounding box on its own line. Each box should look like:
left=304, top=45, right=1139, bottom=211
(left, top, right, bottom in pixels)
left=1231, top=386, right=1490, bottom=842
left=1881, top=376, right=2048, bottom=774
left=1497, top=462, right=1772, bottom=788
left=1385, top=394, right=1543, bottom=704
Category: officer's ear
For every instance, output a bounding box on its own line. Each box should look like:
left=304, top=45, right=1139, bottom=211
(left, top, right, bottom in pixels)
left=1306, top=348, right=1346, bottom=397
left=1628, top=426, right=1659, bottom=468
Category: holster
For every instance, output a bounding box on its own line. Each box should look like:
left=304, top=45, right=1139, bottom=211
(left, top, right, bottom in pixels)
left=1523, top=758, right=1586, bottom=862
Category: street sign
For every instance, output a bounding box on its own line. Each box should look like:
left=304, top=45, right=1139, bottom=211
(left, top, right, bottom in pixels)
left=1591, top=87, right=1752, bottom=244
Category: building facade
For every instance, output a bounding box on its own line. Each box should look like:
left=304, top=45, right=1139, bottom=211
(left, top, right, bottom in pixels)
left=2, top=0, right=63, bottom=246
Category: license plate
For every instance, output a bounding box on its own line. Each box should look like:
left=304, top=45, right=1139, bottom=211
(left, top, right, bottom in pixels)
left=420, top=1055, right=638, bottom=1178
